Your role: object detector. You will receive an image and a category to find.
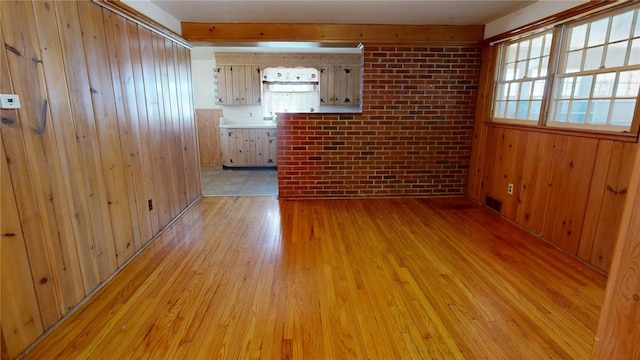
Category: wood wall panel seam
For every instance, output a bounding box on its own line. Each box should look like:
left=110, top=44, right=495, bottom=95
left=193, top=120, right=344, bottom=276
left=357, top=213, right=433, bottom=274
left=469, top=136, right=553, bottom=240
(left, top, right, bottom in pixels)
left=91, top=0, right=190, bottom=48
left=2, top=1, right=200, bottom=357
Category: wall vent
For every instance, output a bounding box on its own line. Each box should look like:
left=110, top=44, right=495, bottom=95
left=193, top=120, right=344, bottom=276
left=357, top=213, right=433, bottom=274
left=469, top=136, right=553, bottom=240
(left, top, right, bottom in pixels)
left=485, top=196, right=502, bottom=213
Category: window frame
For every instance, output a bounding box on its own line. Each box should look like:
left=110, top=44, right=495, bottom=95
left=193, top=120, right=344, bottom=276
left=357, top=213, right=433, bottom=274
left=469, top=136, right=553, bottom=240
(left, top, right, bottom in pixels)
left=490, top=2, right=640, bottom=138
left=493, top=30, right=555, bottom=126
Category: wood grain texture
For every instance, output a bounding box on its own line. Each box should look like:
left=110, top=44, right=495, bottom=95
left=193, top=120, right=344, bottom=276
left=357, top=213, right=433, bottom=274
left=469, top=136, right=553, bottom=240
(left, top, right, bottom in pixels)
left=591, top=129, right=640, bottom=359
left=0, top=140, right=44, bottom=359
left=1, top=1, right=200, bottom=357
left=470, top=124, right=637, bottom=272
left=196, top=109, right=222, bottom=167
left=23, top=197, right=606, bottom=359
left=181, top=23, right=484, bottom=45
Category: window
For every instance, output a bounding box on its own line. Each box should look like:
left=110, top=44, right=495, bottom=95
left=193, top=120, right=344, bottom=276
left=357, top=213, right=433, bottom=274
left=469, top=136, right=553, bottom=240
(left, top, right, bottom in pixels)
left=262, top=67, right=320, bottom=117
left=492, top=4, right=640, bottom=135
left=549, top=7, right=640, bottom=131
left=494, top=31, right=553, bottom=123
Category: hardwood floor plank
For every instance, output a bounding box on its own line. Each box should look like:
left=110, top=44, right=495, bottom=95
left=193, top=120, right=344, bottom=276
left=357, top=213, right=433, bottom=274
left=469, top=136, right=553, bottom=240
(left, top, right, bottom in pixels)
left=24, top=196, right=606, bottom=359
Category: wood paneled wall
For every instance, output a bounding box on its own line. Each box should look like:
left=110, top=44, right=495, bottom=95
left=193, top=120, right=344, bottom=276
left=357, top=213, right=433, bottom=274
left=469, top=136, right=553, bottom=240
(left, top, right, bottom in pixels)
left=195, top=109, right=222, bottom=167
left=0, top=1, right=200, bottom=358
left=592, top=121, right=640, bottom=359
left=468, top=49, right=638, bottom=273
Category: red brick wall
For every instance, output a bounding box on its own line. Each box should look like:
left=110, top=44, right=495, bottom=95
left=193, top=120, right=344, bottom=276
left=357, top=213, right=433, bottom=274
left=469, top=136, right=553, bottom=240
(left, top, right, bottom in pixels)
left=277, top=44, right=482, bottom=198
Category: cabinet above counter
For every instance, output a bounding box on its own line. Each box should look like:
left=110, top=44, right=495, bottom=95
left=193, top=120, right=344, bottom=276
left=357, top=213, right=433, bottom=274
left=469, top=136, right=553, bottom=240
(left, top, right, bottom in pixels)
left=213, top=51, right=362, bottom=112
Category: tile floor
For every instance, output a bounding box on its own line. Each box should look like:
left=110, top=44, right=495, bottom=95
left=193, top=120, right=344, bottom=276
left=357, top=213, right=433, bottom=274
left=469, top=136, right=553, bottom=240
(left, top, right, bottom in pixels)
left=200, top=167, right=278, bottom=196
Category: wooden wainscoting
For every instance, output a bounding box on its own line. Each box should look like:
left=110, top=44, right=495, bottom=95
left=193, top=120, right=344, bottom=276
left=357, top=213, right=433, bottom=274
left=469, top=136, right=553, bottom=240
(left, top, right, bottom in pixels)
left=0, top=1, right=200, bottom=358
left=196, top=108, right=223, bottom=167
left=24, top=197, right=606, bottom=359
left=468, top=125, right=637, bottom=273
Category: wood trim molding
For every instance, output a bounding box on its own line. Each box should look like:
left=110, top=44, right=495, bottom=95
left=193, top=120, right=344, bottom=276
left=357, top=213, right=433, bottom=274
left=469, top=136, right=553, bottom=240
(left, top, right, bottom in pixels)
left=485, top=122, right=640, bottom=143
left=92, top=0, right=191, bottom=48
left=181, top=23, right=484, bottom=45
left=484, top=0, right=627, bottom=45
left=214, top=52, right=362, bottom=67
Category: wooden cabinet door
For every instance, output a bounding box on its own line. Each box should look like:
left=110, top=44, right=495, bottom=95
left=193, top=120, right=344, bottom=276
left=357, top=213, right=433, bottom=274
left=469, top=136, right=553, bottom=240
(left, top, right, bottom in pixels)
left=320, top=66, right=338, bottom=105
left=320, top=66, right=360, bottom=106
left=340, top=66, right=360, bottom=106
left=219, top=129, right=232, bottom=166
left=216, top=65, right=261, bottom=106
left=245, top=66, right=261, bottom=105
left=215, top=66, right=232, bottom=105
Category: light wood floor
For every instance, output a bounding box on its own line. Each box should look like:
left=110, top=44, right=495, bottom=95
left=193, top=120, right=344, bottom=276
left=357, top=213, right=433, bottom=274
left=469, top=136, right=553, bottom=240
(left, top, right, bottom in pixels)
left=24, top=196, right=606, bottom=359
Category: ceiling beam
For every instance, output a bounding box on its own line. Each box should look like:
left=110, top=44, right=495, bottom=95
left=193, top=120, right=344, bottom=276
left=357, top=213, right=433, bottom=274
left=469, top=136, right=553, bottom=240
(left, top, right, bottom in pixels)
left=181, top=23, right=484, bottom=45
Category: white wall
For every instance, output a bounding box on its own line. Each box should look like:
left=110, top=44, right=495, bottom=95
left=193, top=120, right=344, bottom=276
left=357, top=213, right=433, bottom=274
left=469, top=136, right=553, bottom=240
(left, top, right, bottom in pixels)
left=484, top=0, right=589, bottom=39
left=122, top=0, right=182, bottom=34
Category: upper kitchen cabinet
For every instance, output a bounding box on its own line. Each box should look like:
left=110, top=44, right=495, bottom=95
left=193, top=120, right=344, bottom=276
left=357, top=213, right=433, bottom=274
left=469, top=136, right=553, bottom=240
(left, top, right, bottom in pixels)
left=215, top=65, right=261, bottom=105
left=214, top=50, right=363, bottom=112
left=320, top=66, right=361, bottom=106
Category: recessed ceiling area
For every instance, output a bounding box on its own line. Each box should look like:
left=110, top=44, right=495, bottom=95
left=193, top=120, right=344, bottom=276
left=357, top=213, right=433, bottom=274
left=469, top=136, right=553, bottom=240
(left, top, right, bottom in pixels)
left=149, top=0, right=536, bottom=26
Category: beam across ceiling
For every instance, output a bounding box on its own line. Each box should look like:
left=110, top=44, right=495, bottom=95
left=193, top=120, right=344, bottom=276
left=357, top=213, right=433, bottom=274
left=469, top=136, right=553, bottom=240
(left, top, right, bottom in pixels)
left=181, top=23, right=485, bottom=45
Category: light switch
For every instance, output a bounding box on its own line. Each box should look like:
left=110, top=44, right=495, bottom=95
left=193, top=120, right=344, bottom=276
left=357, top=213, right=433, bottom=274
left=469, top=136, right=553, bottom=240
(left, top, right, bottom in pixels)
left=0, top=94, right=21, bottom=109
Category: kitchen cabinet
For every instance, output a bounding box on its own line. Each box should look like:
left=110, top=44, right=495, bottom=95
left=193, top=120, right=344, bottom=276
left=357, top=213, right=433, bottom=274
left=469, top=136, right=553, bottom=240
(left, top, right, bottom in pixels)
left=219, top=127, right=277, bottom=167
left=320, top=66, right=361, bottom=106
left=215, top=65, right=261, bottom=105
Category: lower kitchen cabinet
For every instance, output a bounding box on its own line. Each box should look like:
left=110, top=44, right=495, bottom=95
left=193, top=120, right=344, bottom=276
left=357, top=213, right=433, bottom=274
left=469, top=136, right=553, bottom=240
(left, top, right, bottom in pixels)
left=219, top=128, right=277, bottom=168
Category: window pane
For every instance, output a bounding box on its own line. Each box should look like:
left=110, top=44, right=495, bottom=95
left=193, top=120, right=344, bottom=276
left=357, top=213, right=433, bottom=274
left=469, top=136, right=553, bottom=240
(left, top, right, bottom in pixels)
left=530, top=36, right=543, bottom=58
left=610, top=11, right=634, bottom=42
left=553, top=100, right=570, bottom=122
left=506, top=43, right=518, bottom=63
left=635, top=11, right=640, bottom=37
left=570, top=101, right=588, bottom=123
left=516, top=60, right=527, bottom=80
left=584, top=46, right=604, bottom=71
left=565, top=50, right=583, bottom=73
left=589, top=100, right=610, bottom=124
left=574, top=75, right=593, bottom=98
left=494, top=101, right=507, bottom=118
left=496, top=83, right=508, bottom=100
left=528, top=57, right=540, bottom=78
left=518, top=40, right=531, bottom=61
left=557, top=77, right=575, bottom=99
left=520, top=81, right=532, bottom=99
left=605, top=41, right=628, bottom=68
left=508, top=83, right=520, bottom=100
left=588, top=18, right=609, bottom=47
left=570, top=24, right=588, bottom=50
left=531, top=101, right=542, bottom=120
left=543, top=33, right=553, bottom=56
left=506, top=101, right=517, bottom=118
left=629, top=39, right=640, bottom=65
left=517, top=101, right=530, bottom=119
left=611, top=99, right=636, bottom=125
left=505, top=62, right=516, bottom=81
left=593, top=73, right=615, bottom=97
left=533, top=80, right=545, bottom=99
left=539, top=55, right=549, bottom=77
left=616, top=70, right=640, bottom=97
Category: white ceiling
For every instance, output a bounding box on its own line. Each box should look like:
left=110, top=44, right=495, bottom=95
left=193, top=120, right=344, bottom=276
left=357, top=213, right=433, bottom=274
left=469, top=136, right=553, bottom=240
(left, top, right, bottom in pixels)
left=149, top=0, right=537, bottom=26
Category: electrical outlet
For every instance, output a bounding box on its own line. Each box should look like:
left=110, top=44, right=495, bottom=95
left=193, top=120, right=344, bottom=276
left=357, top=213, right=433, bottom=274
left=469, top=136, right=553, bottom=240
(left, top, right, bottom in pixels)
left=0, top=94, right=21, bottom=109
left=249, top=112, right=253, bottom=117
left=507, top=183, right=514, bottom=195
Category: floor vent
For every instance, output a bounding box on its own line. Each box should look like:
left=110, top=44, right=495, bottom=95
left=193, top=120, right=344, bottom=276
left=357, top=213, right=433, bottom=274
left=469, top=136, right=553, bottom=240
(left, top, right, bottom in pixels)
left=485, top=196, right=502, bottom=213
